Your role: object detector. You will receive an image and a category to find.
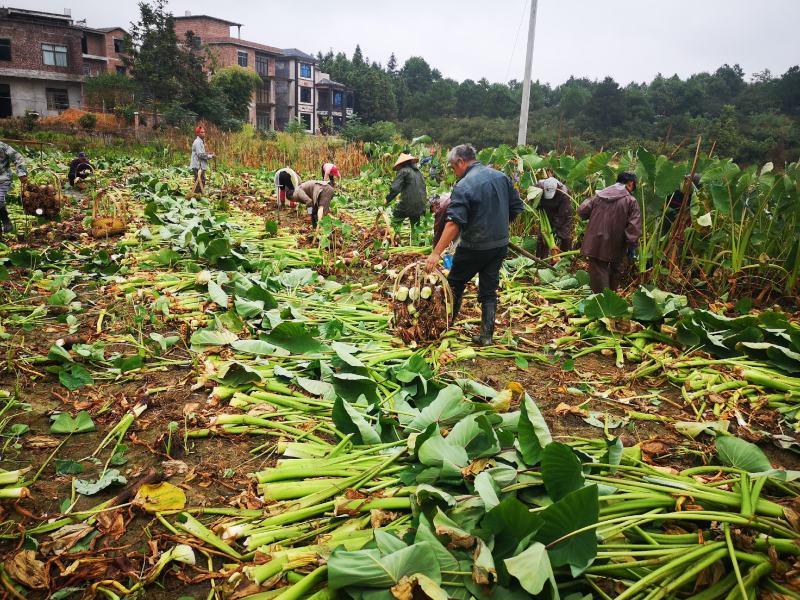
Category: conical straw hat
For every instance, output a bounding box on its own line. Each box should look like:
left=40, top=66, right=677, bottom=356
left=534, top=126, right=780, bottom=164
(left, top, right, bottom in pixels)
left=393, top=153, right=418, bottom=169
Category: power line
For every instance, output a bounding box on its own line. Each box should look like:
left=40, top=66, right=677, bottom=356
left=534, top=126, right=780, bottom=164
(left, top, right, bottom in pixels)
left=504, top=0, right=528, bottom=83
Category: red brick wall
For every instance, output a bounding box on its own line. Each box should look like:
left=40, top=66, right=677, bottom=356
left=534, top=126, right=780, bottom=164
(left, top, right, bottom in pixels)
left=102, top=28, right=127, bottom=74
left=173, top=17, right=231, bottom=42
left=210, top=44, right=257, bottom=71
left=0, top=21, right=83, bottom=75
left=83, top=32, right=105, bottom=56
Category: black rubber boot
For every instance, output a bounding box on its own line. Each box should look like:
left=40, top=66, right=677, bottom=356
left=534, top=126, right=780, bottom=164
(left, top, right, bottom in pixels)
left=472, top=302, right=497, bottom=346
left=451, top=291, right=463, bottom=322
left=0, top=207, right=12, bottom=234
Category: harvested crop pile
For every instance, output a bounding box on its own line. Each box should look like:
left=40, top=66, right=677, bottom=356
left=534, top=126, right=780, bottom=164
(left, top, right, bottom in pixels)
left=22, top=182, right=62, bottom=219
left=90, top=189, right=129, bottom=238
left=391, top=262, right=453, bottom=342
left=39, top=108, right=123, bottom=130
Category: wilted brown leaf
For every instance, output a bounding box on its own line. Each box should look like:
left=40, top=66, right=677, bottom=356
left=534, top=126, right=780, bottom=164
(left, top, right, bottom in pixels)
left=555, top=402, right=587, bottom=417
left=39, top=524, right=94, bottom=556
left=5, top=550, right=48, bottom=589
left=24, top=435, right=61, bottom=449
left=391, top=574, right=448, bottom=600
left=96, top=510, right=126, bottom=540
left=370, top=509, right=401, bottom=529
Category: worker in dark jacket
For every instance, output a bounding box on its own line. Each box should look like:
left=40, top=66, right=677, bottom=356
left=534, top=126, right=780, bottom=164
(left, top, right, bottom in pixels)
left=535, top=176, right=573, bottom=258
left=663, top=173, right=702, bottom=233
left=430, top=192, right=452, bottom=247
left=68, top=152, right=93, bottom=187
left=578, top=172, right=642, bottom=294
left=385, top=153, right=427, bottom=243
left=426, top=144, right=524, bottom=346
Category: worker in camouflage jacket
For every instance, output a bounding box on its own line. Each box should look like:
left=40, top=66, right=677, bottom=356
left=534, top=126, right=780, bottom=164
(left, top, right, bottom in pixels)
left=385, top=153, right=427, bottom=243
left=0, top=141, right=28, bottom=233
left=578, top=172, right=642, bottom=293
left=534, top=176, right=574, bottom=258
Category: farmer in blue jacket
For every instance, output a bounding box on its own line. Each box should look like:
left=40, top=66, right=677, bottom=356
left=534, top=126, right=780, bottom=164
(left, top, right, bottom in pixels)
left=426, top=144, right=523, bottom=346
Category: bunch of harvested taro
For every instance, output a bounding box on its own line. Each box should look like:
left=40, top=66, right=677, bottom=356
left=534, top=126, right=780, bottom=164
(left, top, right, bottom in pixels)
left=22, top=177, right=63, bottom=219
left=391, top=261, right=453, bottom=343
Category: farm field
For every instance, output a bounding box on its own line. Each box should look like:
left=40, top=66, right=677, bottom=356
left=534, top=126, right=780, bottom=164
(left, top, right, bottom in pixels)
left=0, top=141, right=799, bottom=600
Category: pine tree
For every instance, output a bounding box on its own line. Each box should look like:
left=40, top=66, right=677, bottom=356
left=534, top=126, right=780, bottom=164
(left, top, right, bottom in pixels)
left=352, top=45, right=364, bottom=66
left=387, top=52, right=398, bottom=74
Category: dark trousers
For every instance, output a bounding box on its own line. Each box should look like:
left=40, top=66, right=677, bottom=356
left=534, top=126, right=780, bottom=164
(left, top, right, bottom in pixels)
left=448, top=245, right=507, bottom=305
left=192, top=169, right=206, bottom=195
left=588, top=256, right=623, bottom=294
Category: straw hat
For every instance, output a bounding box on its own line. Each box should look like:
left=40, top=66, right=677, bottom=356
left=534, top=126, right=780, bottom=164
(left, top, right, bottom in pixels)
left=393, top=153, right=418, bottom=169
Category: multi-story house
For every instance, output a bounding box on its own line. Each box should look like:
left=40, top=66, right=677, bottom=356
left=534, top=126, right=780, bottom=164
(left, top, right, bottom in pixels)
left=173, top=14, right=282, bottom=131
left=0, top=7, right=127, bottom=117
left=173, top=13, right=353, bottom=133
left=0, top=6, right=352, bottom=132
left=316, top=73, right=354, bottom=133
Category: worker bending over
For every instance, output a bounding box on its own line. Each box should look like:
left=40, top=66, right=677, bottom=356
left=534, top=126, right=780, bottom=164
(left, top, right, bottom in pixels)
left=534, top=176, right=573, bottom=257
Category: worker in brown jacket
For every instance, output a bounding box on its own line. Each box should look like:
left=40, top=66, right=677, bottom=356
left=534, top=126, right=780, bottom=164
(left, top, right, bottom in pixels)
left=535, top=176, right=573, bottom=258
left=578, top=172, right=642, bottom=293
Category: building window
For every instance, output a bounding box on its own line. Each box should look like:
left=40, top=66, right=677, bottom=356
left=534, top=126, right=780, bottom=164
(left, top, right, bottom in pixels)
left=238, top=50, right=248, bottom=68
left=256, top=81, right=271, bottom=104
left=256, top=53, right=269, bottom=76
left=81, top=36, right=88, bottom=54
left=113, top=38, right=125, bottom=53
left=0, top=39, right=10, bottom=61
left=46, top=88, right=70, bottom=111
left=42, top=43, right=68, bottom=67
left=333, top=91, right=343, bottom=107
left=0, top=84, right=11, bottom=117
left=256, top=111, right=270, bottom=131
left=116, top=66, right=126, bottom=75
left=300, top=87, right=311, bottom=104
left=299, top=63, right=312, bottom=78
left=83, top=65, right=91, bottom=76
left=299, top=112, right=312, bottom=130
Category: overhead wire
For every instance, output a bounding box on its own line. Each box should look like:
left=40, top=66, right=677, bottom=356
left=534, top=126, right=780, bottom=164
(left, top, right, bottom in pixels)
left=504, top=0, right=529, bottom=83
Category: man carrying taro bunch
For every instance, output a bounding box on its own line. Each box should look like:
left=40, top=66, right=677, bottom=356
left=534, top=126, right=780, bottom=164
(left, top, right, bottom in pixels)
left=0, top=140, right=28, bottom=234
left=425, top=144, right=524, bottom=346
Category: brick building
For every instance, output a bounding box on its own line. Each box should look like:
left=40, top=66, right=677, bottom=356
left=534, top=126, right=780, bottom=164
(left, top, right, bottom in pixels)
left=173, top=12, right=353, bottom=133
left=0, top=6, right=352, bottom=132
left=0, top=7, right=127, bottom=117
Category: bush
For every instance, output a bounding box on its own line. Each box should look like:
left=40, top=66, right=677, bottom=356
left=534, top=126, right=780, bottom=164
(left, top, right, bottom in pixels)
left=163, top=103, right=198, bottom=130
left=23, top=111, right=39, bottom=132
left=114, top=104, right=136, bottom=124
left=78, top=112, right=98, bottom=130
left=285, top=118, right=306, bottom=136
left=341, top=116, right=396, bottom=143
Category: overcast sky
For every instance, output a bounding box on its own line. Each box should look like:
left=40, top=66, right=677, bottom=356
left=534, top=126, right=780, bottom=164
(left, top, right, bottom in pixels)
left=34, top=0, right=800, bottom=86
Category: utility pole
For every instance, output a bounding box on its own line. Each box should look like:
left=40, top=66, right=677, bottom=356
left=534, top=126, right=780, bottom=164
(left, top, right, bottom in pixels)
left=517, top=0, right=539, bottom=146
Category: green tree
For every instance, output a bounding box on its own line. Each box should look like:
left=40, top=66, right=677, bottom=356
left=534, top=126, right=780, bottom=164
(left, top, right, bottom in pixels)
left=84, top=73, right=136, bottom=110
left=124, top=0, right=195, bottom=124
left=211, top=66, right=261, bottom=121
